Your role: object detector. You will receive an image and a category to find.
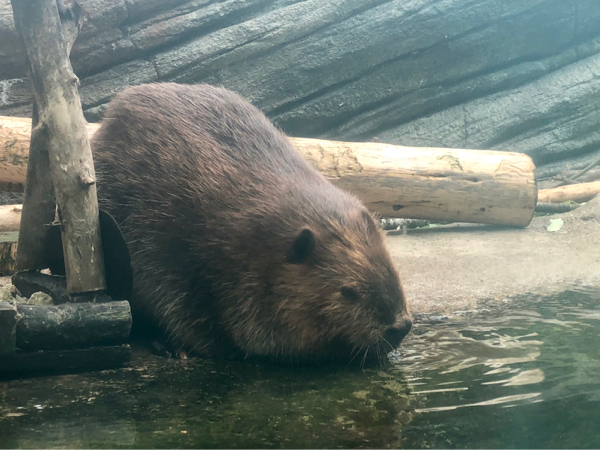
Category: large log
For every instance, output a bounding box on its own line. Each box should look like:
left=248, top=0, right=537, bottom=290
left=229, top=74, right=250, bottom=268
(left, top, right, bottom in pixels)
left=10, top=0, right=106, bottom=295
left=15, top=300, right=132, bottom=352
left=296, top=138, right=537, bottom=227
left=0, top=115, right=537, bottom=227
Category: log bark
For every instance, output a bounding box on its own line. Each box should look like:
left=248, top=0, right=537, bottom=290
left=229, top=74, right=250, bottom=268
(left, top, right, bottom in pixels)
left=10, top=0, right=106, bottom=294
left=0, top=116, right=538, bottom=227
left=295, top=138, right=537, bottom=227
left=15, top=300, right=132, bottom=352
left=15, top=100, right=58, bottom=272
left=536, top=181, right=600, bottom=204
left=0, top=344, right=131, bottom=374
left=11, top=0, right=83, bottom=273
left=0, top=301, right=18, bottom=355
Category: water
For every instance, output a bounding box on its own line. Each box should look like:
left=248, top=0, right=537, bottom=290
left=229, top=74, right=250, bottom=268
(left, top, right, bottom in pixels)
left=0, top=287, right=599, bottom=449
left=396, top=286, right=600, bottom=449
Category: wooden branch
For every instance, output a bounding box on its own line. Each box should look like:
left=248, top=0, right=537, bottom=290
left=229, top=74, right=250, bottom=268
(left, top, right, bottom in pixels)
left=537, top=180, right=600, bottom=204
left=15, top=96, right=58, bottom=272
left=0, top=116, right=538, bottom=227
left=11, top=0, right=84, bottom=273
left=535, top=202, right=581, bottom=214
left=10, top=0, right=106, bottom=294
left=0, top=216, right=133, bottom=302
left=15, top=300, right=132, bottom=352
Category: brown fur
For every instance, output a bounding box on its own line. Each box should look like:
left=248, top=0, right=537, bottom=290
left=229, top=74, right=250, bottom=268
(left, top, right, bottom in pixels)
left=91, top=82, right=412, bottom=363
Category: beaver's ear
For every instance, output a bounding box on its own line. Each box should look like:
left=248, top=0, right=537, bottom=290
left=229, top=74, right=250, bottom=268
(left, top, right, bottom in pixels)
left=361, top=209, right=379, bottom=235
left=288, top=227, right=315, bottom=264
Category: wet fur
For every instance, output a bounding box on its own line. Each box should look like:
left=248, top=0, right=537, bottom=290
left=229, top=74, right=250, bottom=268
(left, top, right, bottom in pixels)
left=92, top=83, right=411, bottom=363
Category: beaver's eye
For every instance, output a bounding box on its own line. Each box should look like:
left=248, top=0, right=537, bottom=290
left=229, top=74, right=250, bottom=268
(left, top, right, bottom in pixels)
left=341, top=286, right=359, bottom=302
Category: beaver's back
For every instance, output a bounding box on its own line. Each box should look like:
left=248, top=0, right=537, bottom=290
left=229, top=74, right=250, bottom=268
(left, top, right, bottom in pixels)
left=94, top=83, right=322, bottom=211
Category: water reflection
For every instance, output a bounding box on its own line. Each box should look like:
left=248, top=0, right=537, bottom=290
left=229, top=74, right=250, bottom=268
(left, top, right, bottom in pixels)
left=415, top=392, right=542, bottom=413
left=395, top=287, right=600, bottom=449
left=0, top=352, right=413, bottom=449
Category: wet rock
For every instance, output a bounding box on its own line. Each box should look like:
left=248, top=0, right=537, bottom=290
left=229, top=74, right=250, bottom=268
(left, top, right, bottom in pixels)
left=25, top=291, right=53, bottom=306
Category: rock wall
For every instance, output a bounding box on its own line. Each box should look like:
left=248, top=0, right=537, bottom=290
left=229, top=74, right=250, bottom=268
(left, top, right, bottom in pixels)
left=2, top=0, right=600, bottom=176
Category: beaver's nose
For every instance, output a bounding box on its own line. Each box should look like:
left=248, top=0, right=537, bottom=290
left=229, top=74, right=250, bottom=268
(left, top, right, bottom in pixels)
left=383, top=316, right=413, bottom=349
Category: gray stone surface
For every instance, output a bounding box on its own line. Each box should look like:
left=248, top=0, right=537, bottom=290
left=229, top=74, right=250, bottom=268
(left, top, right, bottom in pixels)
left=1, top=0, right=600, bottom=175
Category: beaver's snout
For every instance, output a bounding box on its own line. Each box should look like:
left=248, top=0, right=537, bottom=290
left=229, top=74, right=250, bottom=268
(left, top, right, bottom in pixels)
left=383, top=315, right=413, bottom=348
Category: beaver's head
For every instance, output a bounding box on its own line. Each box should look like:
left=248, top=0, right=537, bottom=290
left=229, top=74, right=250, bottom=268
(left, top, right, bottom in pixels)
left=224, top=200, right=412, bottom=365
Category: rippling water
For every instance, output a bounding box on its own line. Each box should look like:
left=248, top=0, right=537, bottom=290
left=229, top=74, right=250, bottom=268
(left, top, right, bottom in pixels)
left=1, top=287, right=599, bottom=448
left=395, top=286, right=600, bottom=449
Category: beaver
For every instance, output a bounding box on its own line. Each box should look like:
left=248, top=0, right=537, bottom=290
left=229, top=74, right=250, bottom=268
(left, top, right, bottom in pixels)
left=91, top=82, right=412, bottom=363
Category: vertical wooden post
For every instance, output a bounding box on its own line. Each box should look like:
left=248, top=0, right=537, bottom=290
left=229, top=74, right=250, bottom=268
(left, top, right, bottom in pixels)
left=11, top=0, right=106, bottom=296
left=15, top=102, right=57, bottom=272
